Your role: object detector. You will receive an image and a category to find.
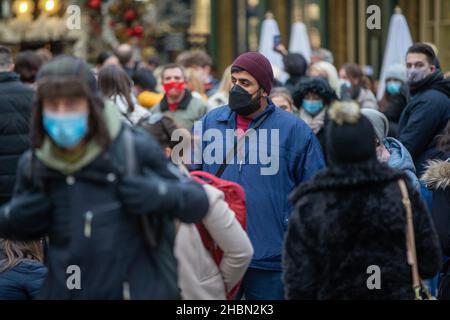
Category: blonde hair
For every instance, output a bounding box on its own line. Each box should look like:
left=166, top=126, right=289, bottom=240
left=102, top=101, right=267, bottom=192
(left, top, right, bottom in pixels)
left=218, top=65, right=232, bottom=94
left=152, top=65, right=164, bottom=93
left=185, top=68, right=206, bottom=98
left=0, top=239, right=44, bottom=272
left=269, top=87, right=294, bottom=109
left=310, top=61, right=341, bottom=98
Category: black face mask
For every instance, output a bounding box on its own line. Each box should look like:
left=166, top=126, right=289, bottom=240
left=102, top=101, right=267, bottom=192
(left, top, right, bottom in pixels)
left=228, top=85, right=262, bottom=116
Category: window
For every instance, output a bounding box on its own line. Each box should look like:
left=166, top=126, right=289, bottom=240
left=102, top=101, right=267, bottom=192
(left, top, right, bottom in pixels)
left=422, top=0, right=450, bottom=71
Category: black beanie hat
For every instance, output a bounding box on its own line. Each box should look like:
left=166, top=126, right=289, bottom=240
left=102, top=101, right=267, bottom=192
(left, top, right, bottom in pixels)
left=232, top=52, right=274, bottom=94
left=283, top=53, right=307, bottom=77
left=326, top=101, right=377, bottom=165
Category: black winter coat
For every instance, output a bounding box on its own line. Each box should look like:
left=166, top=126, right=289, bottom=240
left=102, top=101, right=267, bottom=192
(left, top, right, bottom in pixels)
left=381, top=86, right=409, bottom=138
left=0, top=72, right=34, bottom=205
left=398, top=72, right=450, bottom=175
left=422, top=157, right=450, bottom=257
left=0, top=127, right=209, bottom=299
left=283, top=160, right=442, bottom=300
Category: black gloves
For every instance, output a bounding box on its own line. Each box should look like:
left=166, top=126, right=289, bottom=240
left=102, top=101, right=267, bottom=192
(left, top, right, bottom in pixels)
left=118, top=170, right=177, bottom=216
left=0, top=191, right=51, bottom=240
left=118, top=170, right=209, bottom=223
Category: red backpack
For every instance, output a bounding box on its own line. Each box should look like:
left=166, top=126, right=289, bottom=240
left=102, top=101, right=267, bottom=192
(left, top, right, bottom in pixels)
left=189, top=171, right=247, bottom=300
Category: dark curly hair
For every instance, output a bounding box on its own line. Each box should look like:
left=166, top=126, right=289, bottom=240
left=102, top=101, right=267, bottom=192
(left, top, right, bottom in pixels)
left=294, top=76, right=338, bottom=107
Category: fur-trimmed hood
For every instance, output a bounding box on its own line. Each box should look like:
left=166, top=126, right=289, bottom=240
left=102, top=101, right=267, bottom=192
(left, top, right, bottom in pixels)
left=422, top=158, right=450, bottom=190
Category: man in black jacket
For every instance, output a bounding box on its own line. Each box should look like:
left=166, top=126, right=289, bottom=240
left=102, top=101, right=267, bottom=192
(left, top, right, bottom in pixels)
left=0, top=46, right=34, bottom=205
left=398, top=43, right=450, bottom=176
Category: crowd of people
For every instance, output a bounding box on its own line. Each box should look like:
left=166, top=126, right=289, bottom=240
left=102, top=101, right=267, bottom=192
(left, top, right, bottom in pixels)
left=0, top=40, right=449, bottom=300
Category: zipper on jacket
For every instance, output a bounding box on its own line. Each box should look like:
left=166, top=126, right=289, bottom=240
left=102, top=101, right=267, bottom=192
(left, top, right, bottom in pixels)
left=123, top=281, right=131, bottom=300
left=84, top=211, right=93, bottom=238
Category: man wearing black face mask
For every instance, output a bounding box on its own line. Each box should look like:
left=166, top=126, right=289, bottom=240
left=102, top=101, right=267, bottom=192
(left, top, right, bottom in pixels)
left=398, top=43, right=450, bottom=176
left=192, top=52, right=325, bottom=300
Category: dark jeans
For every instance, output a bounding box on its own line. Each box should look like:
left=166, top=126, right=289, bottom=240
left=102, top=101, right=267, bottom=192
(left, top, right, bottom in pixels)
left=236, top=268, right=285, bottom=300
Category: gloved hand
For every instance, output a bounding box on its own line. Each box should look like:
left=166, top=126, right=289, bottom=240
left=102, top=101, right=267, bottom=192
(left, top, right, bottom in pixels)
left=118, top=172, right=178, bottom=216
left=0, top=191, right=51, bottom=240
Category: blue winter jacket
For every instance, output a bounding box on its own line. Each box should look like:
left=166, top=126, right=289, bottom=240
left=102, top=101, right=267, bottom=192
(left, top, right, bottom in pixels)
left=0, top=260, right=47, bottom=300
left=384, top=137, right=420, bottom=191
left=192, top=101, right=325, bottom=270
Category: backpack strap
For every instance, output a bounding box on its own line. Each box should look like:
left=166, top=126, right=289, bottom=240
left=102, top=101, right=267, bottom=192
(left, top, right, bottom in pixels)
left=121, top=127, right=138, bottom=176
left=119, top=126, right=157, bottom=248
left=22, top=150, right=47, bottom=193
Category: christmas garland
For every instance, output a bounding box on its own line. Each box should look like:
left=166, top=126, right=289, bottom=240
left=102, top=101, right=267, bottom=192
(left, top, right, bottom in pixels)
left=85, top=0, right=148, bottom=44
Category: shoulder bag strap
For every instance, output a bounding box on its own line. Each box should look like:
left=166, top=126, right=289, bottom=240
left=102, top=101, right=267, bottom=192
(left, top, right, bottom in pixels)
left=398, top=179, right=434, bottom=299
left=215, top=112, right=270, bottom=178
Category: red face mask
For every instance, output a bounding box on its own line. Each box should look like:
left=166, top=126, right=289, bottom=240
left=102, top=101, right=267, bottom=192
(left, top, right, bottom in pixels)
left=163, top=81, right=186, bottom=95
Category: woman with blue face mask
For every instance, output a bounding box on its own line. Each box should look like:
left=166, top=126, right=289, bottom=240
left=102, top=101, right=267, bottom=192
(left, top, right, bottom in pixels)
left=339, top=64, right=379, bottom=110
left=379, top=63, right=409, bottom=138
left=294, top=77, right=338, bottom=160
left=0, top=55, right=210, bottom=299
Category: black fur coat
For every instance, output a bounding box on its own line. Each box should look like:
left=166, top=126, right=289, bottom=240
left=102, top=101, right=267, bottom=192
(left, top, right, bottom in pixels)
left=283, top=160, right=442, bottom=300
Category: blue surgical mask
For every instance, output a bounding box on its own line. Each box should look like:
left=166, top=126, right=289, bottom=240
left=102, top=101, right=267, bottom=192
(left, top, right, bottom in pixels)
left=386, top=81, right=402, bottom=95
left=303, top=100, right=324, bottom=115
left=340, top=79, right=352, bottom=89
left=43, top=111, right=88, bottom=149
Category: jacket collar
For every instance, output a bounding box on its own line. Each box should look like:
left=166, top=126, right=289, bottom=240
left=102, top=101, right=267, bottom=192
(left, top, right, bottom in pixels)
left=159, top=90, right=193, bottom=112
left=217, top=98, right=276, bottom=126
left=0, top=71, right=20, bottom=83
left=384, top=137, right=416, bottom=173
left=290, top=159, right=407, bottom=203
left=410, top=70, right=450, bottom=97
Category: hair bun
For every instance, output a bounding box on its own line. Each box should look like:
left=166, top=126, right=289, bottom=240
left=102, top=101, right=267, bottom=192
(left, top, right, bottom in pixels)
left=328, top=101, right=361, bottom=125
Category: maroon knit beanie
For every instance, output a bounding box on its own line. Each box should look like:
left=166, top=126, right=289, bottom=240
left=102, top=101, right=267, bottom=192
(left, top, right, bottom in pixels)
left=232, top=52, right=274, bottom=94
